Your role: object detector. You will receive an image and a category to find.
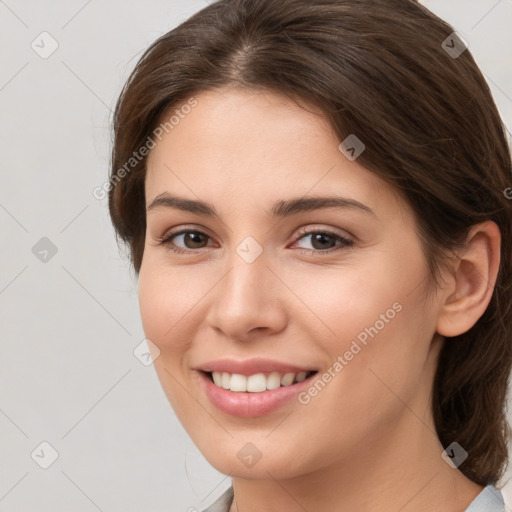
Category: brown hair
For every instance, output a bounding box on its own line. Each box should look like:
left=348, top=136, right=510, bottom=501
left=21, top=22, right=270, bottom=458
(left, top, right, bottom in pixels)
left=108, top=0, right=512, bottom=485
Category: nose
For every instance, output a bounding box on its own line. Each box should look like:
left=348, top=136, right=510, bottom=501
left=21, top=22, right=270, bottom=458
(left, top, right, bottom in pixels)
left=205, top=247, right=288, bottom=342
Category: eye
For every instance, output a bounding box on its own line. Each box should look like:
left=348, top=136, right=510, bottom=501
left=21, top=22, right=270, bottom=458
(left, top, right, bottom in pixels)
left=157, top=228, right=214, bottom=254
left=156, top=225, right=354, bottom=255
left=291, top=227, right=354, bottom=255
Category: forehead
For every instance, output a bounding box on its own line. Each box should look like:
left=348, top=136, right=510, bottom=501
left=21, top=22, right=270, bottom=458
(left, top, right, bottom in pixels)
left=144, top=88, right=405, bottom=219
left=147, top=88, right=332, bottom=172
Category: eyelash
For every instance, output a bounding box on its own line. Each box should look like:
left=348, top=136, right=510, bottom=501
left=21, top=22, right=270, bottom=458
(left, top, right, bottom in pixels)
left=156, top=226, right=354, bottom=255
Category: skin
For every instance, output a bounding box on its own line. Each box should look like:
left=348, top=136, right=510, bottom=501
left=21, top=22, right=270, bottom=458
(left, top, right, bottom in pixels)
left=138, top=87, right=500, bottom=512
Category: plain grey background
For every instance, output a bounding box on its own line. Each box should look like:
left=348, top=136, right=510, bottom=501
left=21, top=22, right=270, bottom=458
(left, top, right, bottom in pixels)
left=1, top=1, right=511, bottom=511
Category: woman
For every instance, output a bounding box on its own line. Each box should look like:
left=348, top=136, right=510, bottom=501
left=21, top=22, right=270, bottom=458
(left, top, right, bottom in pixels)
left=107, top=0, right=512, bottom=510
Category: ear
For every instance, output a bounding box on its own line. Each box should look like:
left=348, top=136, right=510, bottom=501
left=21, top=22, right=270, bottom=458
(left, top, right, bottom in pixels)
left=436, top=221, right=501, bottom=337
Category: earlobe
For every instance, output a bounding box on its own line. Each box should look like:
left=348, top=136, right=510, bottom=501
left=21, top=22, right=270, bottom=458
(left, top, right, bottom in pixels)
left=436, top=221, right=501, bottom=338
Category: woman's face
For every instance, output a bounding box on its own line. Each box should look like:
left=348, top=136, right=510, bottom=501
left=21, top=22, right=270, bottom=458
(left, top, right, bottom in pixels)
left=139, top=87, right=443, bottom=479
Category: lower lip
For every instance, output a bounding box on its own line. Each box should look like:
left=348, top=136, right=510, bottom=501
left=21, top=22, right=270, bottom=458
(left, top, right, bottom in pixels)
left=198, top=371, right=316, bottom=417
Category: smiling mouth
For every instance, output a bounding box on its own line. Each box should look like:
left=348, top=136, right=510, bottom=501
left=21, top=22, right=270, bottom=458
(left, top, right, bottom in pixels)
left=202, top=370, right=318, bottom=393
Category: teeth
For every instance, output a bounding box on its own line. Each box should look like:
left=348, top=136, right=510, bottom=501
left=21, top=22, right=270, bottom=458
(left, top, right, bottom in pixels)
left=296, top=371, right=308, bottom=382
left=212, top=372, right=223, bottom=387
left=247, top=373, right=267, bottom=392
left=231, top=373, right=249, bottom=392
left=267, top=372, right=281, bottom=390
left=210, top=371, right=313, bottom=392
left=280, top=373, right=295, bottom=386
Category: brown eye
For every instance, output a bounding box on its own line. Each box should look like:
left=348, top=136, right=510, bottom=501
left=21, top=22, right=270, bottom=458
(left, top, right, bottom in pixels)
left=293, top=229, right=354, bottom=255
left=309, top=232, right=337, bottom=250
left=158, top=230, right=212, bottom=253
left=179, top=231, right=209, bottom=249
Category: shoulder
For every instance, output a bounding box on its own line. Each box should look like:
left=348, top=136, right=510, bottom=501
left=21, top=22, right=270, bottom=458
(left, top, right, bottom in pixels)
left=197, top=484, right=506, bottom=512
left=464, top=484, right=506, bottom=512
left=199, top=486, right=234, bottom=512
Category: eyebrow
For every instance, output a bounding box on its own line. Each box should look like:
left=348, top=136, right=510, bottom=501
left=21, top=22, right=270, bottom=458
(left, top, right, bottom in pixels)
left=146, top=192, right=376, bottom=218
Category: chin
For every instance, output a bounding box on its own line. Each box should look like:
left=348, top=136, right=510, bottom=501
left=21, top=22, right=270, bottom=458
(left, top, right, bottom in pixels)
left=195, top=438, right=313, bottom=481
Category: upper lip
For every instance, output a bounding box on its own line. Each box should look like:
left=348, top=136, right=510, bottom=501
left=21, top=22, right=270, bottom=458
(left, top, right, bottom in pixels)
left=197, top=357, right=316, bottom=376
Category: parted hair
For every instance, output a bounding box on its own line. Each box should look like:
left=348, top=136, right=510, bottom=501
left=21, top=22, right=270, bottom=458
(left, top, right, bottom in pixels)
left=108, top=0, right=512, bottom=485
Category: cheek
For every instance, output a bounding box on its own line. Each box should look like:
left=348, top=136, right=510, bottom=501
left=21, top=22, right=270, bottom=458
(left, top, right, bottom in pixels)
left=137, top=256, right=207, bottom=352
left=138, top=264, right=172, bottom=348
left=299, top=244, right=434, bottom=403
left=138, top=258, right=203, bottom=416
left=284, top=258, right=410, bottom=350
left=330, top=241, right=431, bottom=346
left=291, top=284, right=434, bottom=466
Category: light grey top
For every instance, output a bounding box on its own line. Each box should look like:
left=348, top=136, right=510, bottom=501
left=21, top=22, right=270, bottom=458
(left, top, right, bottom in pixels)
left=201, top=486, right=234, bottom=512
left=200, top=484, right=505, bottom=512
left=465, top=485, right=506, bottom=512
